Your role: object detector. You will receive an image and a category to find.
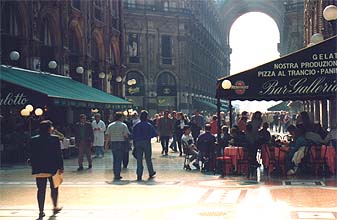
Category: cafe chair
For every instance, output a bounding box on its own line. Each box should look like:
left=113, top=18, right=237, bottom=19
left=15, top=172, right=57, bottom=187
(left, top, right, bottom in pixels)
left=182, top=142, right=193, bottom=170
left=261, top=144, right=276, bottom=176
left=237, top=147, right=250, bottom=176
left=215, top=154, right=233, bottom=176
left=309, top=145, right=328, bottom=176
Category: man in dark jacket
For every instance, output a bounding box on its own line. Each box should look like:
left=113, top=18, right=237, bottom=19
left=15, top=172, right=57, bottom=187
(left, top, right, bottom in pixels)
left=196, top=124, right=216, bottom=171
left=133, top=110, right=157, bottom=181
left=27, top=120, right=64, bottom=219
left=74, top=114, right=94, bottom=171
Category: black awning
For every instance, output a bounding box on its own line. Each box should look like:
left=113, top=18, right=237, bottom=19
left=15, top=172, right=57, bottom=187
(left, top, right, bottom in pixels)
left=216, top=35, right=337, bottom=101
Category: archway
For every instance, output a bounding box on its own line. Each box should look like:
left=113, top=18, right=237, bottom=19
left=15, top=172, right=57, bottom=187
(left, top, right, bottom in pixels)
left=0, top=2, right=27, bottom=67
left=219, top=0, right=285, bottom=76
left=39, top=16, right=58, bottom=73
left=69, top=24, right=84, bottom=82
left=156, top=71, right=177, bottom=111
left=124, top=71, right=145, bottom=108
left=229, top=12, right=280, bottom=113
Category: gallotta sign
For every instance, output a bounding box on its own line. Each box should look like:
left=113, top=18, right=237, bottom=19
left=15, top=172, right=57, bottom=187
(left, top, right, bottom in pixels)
left=0, top=92, right=29, bottom=106
left=216, top=36, right=337, bottom=101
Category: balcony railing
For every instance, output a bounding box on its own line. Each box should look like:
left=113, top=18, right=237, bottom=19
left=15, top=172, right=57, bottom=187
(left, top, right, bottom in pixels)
left=124, top=3, right=192, bottom=16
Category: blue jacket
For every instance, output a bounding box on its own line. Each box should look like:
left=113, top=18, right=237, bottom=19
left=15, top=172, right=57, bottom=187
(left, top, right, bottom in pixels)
left=133, top=121, right=157, bottom=142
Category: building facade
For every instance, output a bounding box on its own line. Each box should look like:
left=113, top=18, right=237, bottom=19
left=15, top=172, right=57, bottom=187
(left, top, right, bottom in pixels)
left=303, top=0, right=337, bottom=128
left=123, top=0, right=225, bottom=115
left=1, top=0, right=124, bottom=96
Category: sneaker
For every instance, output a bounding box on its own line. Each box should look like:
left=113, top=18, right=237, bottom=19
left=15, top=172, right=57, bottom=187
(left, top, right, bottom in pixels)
left=39, top=212, right=45, bottom=217
left=114, top=176, right=123, bottom=181
left=149, top=171, right=156, bottom=179
left=193, top=162, right=200, bottom=170
left=53, top=207, right=63, bottom=215
left=77, top=166, right=84, bottom=171
left=287, top=169, right=295, bottom=176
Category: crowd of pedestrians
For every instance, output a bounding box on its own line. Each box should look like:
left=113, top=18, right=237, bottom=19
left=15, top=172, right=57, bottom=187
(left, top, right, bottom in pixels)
left=26, top=108, right=337, bottom=219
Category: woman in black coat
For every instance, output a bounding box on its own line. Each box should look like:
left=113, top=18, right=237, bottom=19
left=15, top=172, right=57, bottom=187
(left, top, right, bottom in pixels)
left=27, top=120, right=64, bottom=218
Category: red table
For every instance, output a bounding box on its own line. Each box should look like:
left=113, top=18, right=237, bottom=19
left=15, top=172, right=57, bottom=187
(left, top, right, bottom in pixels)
left=224, top=146, right=248, bottom=174
left=320, top=145, right=336, bottom=175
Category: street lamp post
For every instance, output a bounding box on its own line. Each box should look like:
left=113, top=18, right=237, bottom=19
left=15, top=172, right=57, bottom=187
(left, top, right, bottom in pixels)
left=20, top=104, right=44, bottom=137
left=76, top=66, right=84, bottom=82
left=216, top=79, right=232, bottom=143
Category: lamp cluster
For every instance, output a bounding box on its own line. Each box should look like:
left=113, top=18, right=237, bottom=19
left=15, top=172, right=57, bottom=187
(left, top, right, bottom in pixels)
left=20, top=104, right=43, bottom=117
left=127, top=79, right=137, bottom=86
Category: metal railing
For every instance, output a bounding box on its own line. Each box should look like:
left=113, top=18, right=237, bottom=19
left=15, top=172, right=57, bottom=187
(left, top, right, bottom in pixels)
left=124, top=3, right=192, bottom=16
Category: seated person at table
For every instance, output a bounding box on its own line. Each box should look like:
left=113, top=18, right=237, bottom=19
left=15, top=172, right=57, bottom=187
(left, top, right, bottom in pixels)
left=258, top=122, right=271, bottom=145
left=181, top=125, right=200, bottom=170
left=286, top=125, right=308, bottom=175
left=324, top=125, right=337, bottom=148
left=218, top=126, right=231, bottom=156
left=228, top=126, right=246, bottom=147
left=197, top=124, right=216, bottom=170
left=245, top=123, right=259, bottom=167
left=313, top=122, right=328, bottom=140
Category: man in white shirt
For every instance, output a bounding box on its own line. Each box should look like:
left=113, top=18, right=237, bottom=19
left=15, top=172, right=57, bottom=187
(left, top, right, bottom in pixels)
left=92, top=113, right=106, bottom=158
left=105, top=112, right=129, bottom=180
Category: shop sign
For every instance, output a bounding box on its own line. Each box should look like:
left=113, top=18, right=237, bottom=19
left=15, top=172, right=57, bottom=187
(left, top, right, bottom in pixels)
left=0, top=92, right=28, bottom=106
left=128, top=87, right=140, bottom=95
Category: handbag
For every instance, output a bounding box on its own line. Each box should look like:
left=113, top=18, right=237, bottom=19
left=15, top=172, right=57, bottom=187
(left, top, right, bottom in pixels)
left=52, top=170, right=63, bottom=188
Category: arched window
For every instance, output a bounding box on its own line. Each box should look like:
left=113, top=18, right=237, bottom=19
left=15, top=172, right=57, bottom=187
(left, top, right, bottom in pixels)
left=40, top=19, right=52, bottom=46
left=1, top=3, right=18, bottom=36
left=39, top=18, right=55, bottom=72
left=91, top=39, right=101, bottom=89
left=109, top=45, right=115, bottom=65
left=72, top=0, right=81, bottom=10
left=94, top=0, right=103, bottom=21
left=157, top=72, right=177, bottom=96
left=69, top=28, right=81, bottom=82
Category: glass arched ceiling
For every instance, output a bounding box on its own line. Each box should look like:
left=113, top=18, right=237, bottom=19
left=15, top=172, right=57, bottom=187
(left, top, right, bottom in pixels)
left=229, top=12, right=281, bottom=112
left=229, top=12, right=280, bottom=75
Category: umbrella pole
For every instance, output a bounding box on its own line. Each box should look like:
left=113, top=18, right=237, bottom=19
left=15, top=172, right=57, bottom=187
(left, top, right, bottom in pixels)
left=229, top=100, right=233, bottom=128
left=216, top=98, right=221, bottom=143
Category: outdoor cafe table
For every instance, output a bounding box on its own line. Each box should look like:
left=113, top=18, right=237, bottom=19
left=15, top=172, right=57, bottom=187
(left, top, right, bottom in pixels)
left=274, top=145, right=290, bottom=174
left=313, top=145, right=336, bottom=175
left=273, top=144, right=336, bottom=175
left=224, top=146, right=248, bottom=174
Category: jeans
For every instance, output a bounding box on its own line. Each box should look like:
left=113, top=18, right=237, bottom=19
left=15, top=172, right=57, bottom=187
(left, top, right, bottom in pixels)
left=36, top=177, right=58, bottom=213
left=169, top=134, right=177, bottom=150
left=94, top=146, right=104, bottom=157
left=78, top=140, right=92, bottom=167
left=110, top=142, right=124, bottom=178
left=160, top=136, right=170, bottom=154
left=134, top=140, right=155, bottom=178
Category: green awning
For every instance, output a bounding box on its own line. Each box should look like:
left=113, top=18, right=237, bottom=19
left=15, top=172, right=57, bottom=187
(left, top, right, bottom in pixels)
left=193, top=98, right=228, bottom=111
left=0, top=65, right=132, bottom=109
left=267, top=101, right=290, bottom=112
